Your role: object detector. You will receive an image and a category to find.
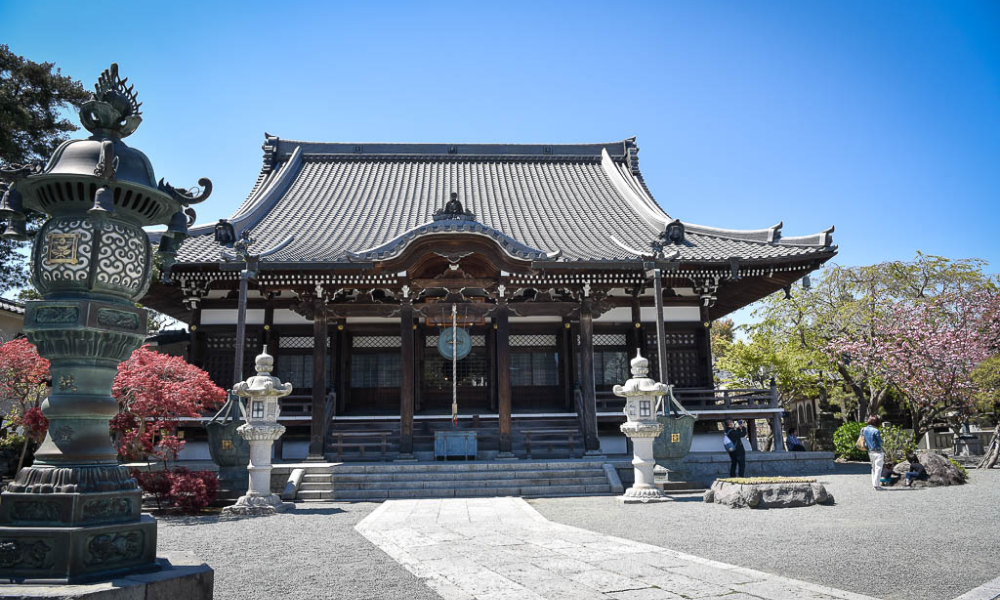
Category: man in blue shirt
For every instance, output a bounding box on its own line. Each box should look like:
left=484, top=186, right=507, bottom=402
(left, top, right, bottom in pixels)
left=862, top=416, right=885, bottom=490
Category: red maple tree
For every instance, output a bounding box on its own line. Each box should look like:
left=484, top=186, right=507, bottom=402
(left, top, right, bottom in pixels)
left=110, top=346, right=226, bottom=511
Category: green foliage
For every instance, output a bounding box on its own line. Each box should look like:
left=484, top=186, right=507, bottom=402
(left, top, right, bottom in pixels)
left=948, top=458, right=969, bottom=481
left=0, top=434, right=26, bottom=450
left=717, top=253, right=998, bottom=431
left=834, top=421, right=867, bottom=461
left=880, top=424, right=917, bottom=464
left=972, top=355, right=1000, bottom=420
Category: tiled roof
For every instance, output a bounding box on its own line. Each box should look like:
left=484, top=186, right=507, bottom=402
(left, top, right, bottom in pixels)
left=172, top=137, right=836, bottom=266
left=0, top=298, right=25, bottom=315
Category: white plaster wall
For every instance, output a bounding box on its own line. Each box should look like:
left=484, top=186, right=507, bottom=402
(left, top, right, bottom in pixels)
left=281, top=440, right=310, bottom=460
left=691, top=432, right=751, bottom=453
left=596, top=306, right=701, bottom=323
left=273, top=309, right=311, bottom=325
left=201, top=309, right=265, bottom=325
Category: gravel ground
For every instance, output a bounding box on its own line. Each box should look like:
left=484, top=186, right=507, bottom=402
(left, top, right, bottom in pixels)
left=530, top=464, right=1000, bottom=600
left=157, top=502, right=441, bottom=600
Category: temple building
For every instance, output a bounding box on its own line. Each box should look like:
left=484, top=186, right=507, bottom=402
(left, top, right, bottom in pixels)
left=146, top=136, right=836, bottom=461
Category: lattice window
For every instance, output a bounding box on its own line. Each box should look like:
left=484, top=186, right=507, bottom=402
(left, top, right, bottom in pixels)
left=352, top=336, right=401, bottom=349
left=666, top=350, right=702, bottom=387
left=426, top=334, right=486, bottom=347
left=595, top=351, right=629, bottom=386
left=576, top=333, right=628, bottom=347
left=510, top=334, right=557, bottom=347
left=275, top=354, right=330, bottom=390
left=424, top=351, right=489, bottom=388
left=350, top=353, right=402, bottom=388
left=510, top=351, right=559, bottom=386
left=279, top=336, right=313, bottom=349
left=594, top=333, right=627, bottom=347
left=204, top=333, right=261, bottom=389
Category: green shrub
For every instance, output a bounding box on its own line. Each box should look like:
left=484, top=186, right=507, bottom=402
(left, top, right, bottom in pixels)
left=881, top=424, right=917, bottom=464
left=833, top=421, right=867, bottom=460
left=948, top=458, right=968, bottom=481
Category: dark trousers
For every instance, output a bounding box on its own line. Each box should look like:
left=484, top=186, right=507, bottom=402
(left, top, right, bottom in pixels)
left=729, top=451, right=746, bottom=477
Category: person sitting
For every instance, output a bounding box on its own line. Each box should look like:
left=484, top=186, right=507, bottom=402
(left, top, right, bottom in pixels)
left=785, top=428, right=807, bottom=451
left=903, top=453, right=929, bottom=487
left=880, top=461, right=899, bottom=486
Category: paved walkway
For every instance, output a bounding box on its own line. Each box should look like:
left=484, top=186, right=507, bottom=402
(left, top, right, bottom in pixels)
left=355, top=497, right=882, bottom=600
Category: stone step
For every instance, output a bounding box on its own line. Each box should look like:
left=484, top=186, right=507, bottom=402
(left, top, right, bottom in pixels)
left=333, top=476, right=609, bottom=491
left=331, top=468, right=604, bottom=483
left=300, top=481, right=336, bottom=491
left=329, top=461, right=607, bottom=474
left=332, top=484, right=610, bottom=500
left=297, top=489, right=335, bottom=500
left=303, top=473, right=332, bottom=481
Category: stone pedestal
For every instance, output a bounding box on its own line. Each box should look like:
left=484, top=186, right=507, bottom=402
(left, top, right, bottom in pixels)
left=222, top=424, right=292, bottom=517
left=0, top=551, right=213, bottom=599
left=955, top=434, right=984, bottom=457
left=619, top=422, right=671, bottom=503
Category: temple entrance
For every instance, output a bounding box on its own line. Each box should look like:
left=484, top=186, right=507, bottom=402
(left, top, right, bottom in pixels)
left=420, top=329, right=490, bottom=414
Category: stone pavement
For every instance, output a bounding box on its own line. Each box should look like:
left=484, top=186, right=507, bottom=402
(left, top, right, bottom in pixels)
left=355, top=497, right=881, bottom=600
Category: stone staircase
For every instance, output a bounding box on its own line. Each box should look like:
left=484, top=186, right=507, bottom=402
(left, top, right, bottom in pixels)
left=297, top=460, right=618, bottom=501
left=324, top=415, right=584, bottom=462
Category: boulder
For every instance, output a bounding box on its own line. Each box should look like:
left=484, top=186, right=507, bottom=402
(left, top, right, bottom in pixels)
left=703, top=478, right=834, bottom=509
left=892, top=452, right=966, bottom=487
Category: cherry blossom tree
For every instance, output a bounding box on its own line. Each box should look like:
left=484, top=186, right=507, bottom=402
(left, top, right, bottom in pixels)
left=0, top=338, right=50, bottom=473
left=831, top=290, right=1000, bottom=440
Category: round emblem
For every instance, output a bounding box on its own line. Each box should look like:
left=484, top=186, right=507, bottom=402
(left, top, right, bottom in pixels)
left=438, top=328, right=472, bottom=360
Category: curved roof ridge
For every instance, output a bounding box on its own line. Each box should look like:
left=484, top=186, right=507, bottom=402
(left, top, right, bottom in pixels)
left=600, top=148, right=671, bottom=230
left=347, top=217, right=559, bottom=262
left=266, top=137, right=636, bottom=160
left=683, top=221, right=834, bottom=247
left=184, top=146, right=303, bottom=238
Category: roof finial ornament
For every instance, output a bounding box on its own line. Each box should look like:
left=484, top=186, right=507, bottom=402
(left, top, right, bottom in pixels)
left=433, top=192, right=476, bottom=221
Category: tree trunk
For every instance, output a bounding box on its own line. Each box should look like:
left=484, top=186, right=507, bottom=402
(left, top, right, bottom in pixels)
left=978, top=425, right=1000, bottom=469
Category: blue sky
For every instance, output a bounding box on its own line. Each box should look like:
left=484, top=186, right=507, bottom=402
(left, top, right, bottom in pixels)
left=4, top=1, right=999, bottom=300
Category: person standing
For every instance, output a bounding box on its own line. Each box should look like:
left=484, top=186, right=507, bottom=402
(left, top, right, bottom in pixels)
left=725, top=419, right=747, bottom=477
left=862, top=416, right=885, bottom=490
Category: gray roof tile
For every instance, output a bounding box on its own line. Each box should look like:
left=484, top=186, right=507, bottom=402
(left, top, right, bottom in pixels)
left=174, top=137, right=835, bottom=266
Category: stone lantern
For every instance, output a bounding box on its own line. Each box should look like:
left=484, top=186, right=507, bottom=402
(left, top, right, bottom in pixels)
left=221, top=347, right=293, bottom=517
left=0, top=64, right=211, bottom=582
left=613, top=351, right=671, bottom=503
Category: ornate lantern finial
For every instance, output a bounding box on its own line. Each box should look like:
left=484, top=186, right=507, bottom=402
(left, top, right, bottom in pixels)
left=79, top=63, right=143, bottom=139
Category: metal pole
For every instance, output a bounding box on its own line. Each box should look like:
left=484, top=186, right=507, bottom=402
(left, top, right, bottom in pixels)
left=233, top=268, right=249, bottom=385
left=653, top=267, right=674, bottom=416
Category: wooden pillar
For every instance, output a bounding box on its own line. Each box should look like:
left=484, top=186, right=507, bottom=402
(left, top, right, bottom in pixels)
left=328, top=323, right=338, bottom=419
left=415, top=325, right=424, bottom=413
left=263, top=306, right=275, bottom=351
left=579, top=298, right=600, bottom=453
left=486, top=326, right=497, bottom=411
left=629, top=297, right=643, bottom=359
left=308, top=301, right=328, bottom=459
left=748, top=419, right=759, bottom=451
left=188, top=307, right=203, bottom=368
left=496, top=302, right=513, bottom=456
left=337, top=325, right=348, bottom=413
left=561, top=318, right=573, bottom=410
left=399, top=301, right=415, bottom=456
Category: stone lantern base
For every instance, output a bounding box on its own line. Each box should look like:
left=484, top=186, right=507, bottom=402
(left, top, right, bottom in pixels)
left=220, top=493, right=292, bottom=518
left=619, top=487, right=673, bottom=504
left=619, top=422, right=672, bottom=504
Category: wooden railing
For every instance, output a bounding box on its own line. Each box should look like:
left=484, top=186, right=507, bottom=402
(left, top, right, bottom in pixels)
left=278, top=390, right=337, bottom=420
left=596, top=386, right=778, bottom=413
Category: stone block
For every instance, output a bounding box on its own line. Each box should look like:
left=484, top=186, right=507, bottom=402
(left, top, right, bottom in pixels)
left=0, top=515, right=157, bottom=583
left=0, top=551, right=212, bottom=599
